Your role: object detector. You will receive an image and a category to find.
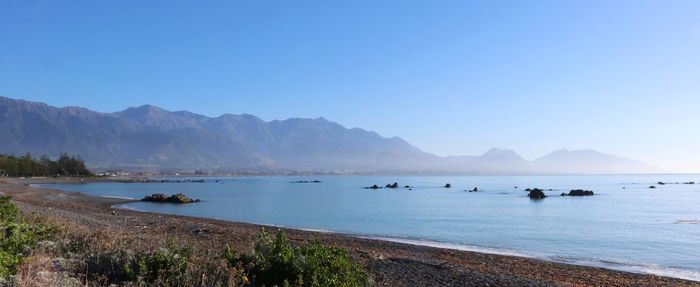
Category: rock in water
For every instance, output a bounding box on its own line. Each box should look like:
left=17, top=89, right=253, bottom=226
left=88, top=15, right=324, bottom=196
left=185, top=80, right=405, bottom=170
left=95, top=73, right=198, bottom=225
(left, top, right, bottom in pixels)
left=444, top=183, right=451, bottom=188
left=563, top=189, right=594, bottom=196
left=142, top=193, right=200, bottom=204
left=527, top=188, right=546, bottom=199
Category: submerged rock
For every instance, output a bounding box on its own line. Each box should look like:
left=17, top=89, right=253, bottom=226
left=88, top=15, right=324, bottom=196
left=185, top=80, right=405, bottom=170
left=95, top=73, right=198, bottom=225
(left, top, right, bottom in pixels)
left=527, top=188, right=546, bottom=199
left=364, top=184, right=382, bottom=189
left=142, top=193, right=200, bottom=204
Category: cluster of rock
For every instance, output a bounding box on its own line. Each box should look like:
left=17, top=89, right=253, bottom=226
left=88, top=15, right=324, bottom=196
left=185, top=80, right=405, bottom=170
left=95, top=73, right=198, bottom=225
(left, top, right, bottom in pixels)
left=363, top=182, right=411, bottom=190
left=657, top=181, right=695, bottom=185
left=468, top=187, right=479, bottom=192
left=121, top=179, right=205, bottom=183
left=141, top=193, right=201, bottom=203
left=561, top=189, right=594, bottom=196
left=290, top=180, right=322, bottom=183
left=526, top=188, right=546, bottom=199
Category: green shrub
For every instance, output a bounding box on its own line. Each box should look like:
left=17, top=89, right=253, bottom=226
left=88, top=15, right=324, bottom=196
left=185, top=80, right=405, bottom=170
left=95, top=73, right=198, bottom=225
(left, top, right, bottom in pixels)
left=0, top=196, right=53, bottom=278
left=295, top=241, right=369, bottom=287
left=0, top=196, right=17, bottom=224
left=0, top=251, right=21, bottom=278
left=136, top=239, right=192, bottom=285
left=225, top=229, right=369, bottom=287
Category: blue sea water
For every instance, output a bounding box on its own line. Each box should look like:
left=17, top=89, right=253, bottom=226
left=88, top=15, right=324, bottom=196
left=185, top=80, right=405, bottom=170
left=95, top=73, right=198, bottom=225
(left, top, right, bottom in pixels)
left=39, top=175, right=700, bottom=281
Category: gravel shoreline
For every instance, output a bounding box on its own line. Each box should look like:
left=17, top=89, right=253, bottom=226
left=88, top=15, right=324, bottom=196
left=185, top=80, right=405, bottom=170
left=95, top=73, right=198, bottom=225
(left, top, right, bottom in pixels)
left=1, top=178, right=698, bottom=287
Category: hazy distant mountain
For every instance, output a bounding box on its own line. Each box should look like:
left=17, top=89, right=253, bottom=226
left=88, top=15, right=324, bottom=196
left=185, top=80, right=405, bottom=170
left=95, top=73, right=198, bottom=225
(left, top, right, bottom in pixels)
left=532, top=149, right=656, bottom=174
left=443, top=148, right=529, bottom=173
left=0, top=97, right=659, bottom=173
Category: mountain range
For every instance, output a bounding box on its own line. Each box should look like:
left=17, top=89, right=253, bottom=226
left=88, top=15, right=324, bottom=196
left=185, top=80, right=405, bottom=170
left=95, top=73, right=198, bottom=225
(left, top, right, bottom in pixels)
left=0, top=97, right=658, bottom=174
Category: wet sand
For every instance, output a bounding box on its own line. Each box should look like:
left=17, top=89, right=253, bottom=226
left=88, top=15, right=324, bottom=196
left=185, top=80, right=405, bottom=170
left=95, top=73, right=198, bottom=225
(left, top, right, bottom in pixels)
left=1, top=178, right=698, bottom=287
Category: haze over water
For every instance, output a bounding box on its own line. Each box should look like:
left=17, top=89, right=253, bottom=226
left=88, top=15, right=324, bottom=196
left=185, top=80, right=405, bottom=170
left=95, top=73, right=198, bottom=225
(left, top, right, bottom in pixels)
left=42, top=174, right=700, bottom=281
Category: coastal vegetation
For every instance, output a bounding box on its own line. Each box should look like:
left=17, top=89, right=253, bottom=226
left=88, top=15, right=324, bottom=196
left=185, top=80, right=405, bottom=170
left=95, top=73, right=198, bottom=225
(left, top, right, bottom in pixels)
left=0, top=153, right=92, bottom=177
left=225, top=229, right=369, bottom=287
left=0, top=196, right=53, bottom=278
left=0, top=196, right=370, bottom=286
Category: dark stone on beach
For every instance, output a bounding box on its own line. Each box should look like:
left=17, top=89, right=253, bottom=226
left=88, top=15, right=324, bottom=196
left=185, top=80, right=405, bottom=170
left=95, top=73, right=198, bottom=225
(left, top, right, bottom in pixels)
left=649, top=185, right=656, bottom=189
left=142, top=193, right=200, bottom=204
left=527, top=188, right=546, bottom=199
left=563, top=189, right=594, bottom=196
left=444, top=183, right=451, bottom=188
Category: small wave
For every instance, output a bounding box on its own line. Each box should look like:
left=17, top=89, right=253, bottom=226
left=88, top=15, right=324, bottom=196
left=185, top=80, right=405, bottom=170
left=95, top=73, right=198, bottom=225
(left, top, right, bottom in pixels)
left=101, top=195, right=137, bottom=200
left=674, top=219, right=700, bottom=225
left=299, top=228, right=334, bottom=233
left=360, top=236, right=534, bottom=258
left=549, top=255, right=700, bottom=281
left=111, top=204, right=142, bottom=211
left=365, top=237, right=700, bottom=282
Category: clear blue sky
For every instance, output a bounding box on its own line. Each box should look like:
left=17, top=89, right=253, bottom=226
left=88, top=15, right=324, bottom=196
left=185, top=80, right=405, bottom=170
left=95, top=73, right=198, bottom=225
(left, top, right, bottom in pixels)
left=1, top=1, right=699, bottom=171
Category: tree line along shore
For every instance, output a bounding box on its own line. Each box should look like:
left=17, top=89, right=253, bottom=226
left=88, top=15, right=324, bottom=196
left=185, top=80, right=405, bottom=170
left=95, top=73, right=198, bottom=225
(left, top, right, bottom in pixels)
left=0, top=153, right=92, bottom=177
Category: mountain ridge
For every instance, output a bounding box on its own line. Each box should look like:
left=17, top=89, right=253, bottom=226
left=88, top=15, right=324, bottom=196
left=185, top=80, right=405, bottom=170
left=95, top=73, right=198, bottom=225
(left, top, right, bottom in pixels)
left=0, top=96, right=659, bottom=174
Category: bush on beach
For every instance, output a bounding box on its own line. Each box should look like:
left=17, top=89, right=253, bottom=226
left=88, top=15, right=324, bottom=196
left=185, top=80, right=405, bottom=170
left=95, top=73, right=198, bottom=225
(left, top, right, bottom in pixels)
left=224, top=229, right=370, bottom=287
left=0, top=196, right=53, bottom=278
left=0, top=196, right=370, bottom=286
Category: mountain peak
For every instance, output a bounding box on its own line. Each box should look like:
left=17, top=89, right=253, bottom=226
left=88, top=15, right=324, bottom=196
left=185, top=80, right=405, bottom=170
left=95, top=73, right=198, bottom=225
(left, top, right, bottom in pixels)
left=481, top=148, right=525, bottom=161
left=124, top=104, right=167, bottom=114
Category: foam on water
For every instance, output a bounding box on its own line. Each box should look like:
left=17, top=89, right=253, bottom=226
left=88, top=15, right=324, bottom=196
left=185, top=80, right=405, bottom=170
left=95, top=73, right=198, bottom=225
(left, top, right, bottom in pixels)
left=363, top=236, right=535, bottom=258
left=101, top=195, right=137, bottom=200
left=366, top=236, right=700, bottom=281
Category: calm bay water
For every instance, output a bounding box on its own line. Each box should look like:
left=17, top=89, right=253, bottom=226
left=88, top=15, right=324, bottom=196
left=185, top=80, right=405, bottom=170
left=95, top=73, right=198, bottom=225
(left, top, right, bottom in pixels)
left=40, top=175, right=700, bottom=280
